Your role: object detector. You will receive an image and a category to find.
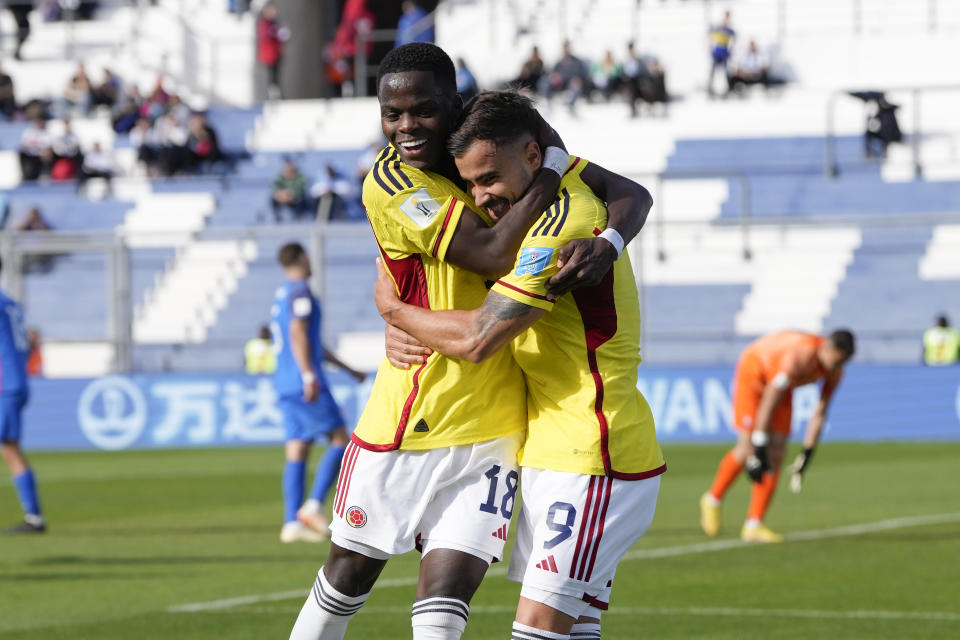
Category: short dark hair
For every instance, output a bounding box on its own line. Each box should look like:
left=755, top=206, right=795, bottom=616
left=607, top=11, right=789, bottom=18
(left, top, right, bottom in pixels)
left=377, top=43, right=457, bottom=96
left=829, top=329, right=856, bottom=357
left=936, top=314, right=949, bottom=328
left=447, top=91, right=538, bottom=157
left=277, top=242, right=306, bottom=267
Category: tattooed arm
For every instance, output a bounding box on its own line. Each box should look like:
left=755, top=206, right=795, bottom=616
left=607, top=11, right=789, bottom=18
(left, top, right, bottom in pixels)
left=374, top=258, right=544, bottom=363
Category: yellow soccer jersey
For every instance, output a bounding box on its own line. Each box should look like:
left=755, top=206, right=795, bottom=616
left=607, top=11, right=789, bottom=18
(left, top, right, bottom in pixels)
left=491, top=157, right=666, bottom=479
left=355, top=145, right=527, bottom=451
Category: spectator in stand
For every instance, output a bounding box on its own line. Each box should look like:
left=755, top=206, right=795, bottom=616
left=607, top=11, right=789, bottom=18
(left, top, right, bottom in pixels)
left=590, top=50, right=622, bottom=102
left=25, top=329, right=42, bottom=378
left=130, top=116, right=161, bottom=175
left=395, top=1, right=434, bottom=47
left=50, top=119, right=83, bottom=181
left=0, top=63, right=16, bottom=120
left=727, top=40, right=773, bottom=94
left=77, top=142, right=114, bottom=194
left=167, top=94, right=191, bottom=127
left=7, top=1, right=33, bottom=60
left=153, top=111, right=189, bottom=176
left=638, top=53, right=669, bottom=115
left=14, top=207, right=52, bottom=233
left=513, top=46, right=544, bottom=93
left=245, top=326, right=276, bottom=375
left=623, top=41, right=644, bottom=117
left=92, top=68, right=121, bottom=108
left=271, top=158, right=310, bottom=221
left=257, top=1, right=290, bottom=100
left=18, top=118, right=52, bottom=181
left=455, top=57, right=479, bottom=103
left=60, top=63, right=94, bottom=117
left=14, top=207, right=55, bottom=272
left=140, top=78, right=169, bottom=121
left=707, top=11, right=736, bottom=97
left=539, top=40, right=590, bottom=114
left=324, top=0, right=374, bottom=97
left=922, top=315, right=959, bottom=366
left=310, top=164, right=361, bottom=221
left=184, top=112, right=222, bottom=171
left=228, top=0, right=249, bottom=15
left=112, top=92, right=141, bottom=134
left=864, top=95, right=902, bottom=159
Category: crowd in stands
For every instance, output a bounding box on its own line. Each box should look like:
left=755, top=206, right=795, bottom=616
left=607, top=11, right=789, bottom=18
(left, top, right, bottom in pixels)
left=506, top=40, right=668, bottom=117
left=269, top=152, right=370, bottom=223
left=8, top=60, right=226, bottom=184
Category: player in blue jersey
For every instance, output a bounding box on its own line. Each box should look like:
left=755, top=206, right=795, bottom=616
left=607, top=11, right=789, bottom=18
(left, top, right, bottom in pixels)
left=0, top=257, right=45, bottom=534
left=272, top=242, right=367, bottom=543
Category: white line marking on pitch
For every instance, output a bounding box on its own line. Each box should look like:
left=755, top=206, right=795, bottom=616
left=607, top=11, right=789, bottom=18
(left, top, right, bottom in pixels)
left=167, top=511, right=960, bottom=614
left=187, top=604, right=960, bottom=622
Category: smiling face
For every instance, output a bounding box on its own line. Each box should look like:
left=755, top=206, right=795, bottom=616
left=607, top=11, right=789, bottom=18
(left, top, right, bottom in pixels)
left=378, top=70, right=459, bottom=171
left=454, top=136, right=542, bottom=220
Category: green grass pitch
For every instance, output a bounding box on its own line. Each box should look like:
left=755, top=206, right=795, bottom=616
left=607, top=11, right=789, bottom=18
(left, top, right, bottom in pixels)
left=2, top=443, right=958, bottom=639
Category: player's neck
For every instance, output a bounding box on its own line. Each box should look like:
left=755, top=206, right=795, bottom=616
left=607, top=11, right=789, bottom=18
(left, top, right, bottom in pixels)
left=429, top=154, right=466, bottom=189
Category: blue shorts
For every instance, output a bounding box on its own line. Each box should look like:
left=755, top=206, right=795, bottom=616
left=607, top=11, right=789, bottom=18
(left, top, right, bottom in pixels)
left=278, top=389, right=345, bottom=442
left=0, top=391, right=28, bottom=442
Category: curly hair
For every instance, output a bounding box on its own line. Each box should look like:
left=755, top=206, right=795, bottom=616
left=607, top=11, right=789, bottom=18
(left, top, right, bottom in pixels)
left=377, top=43, right=456, bottom=96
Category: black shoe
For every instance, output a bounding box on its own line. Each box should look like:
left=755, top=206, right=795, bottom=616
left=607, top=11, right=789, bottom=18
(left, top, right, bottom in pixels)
left=3, top=519, right=46, bottom=534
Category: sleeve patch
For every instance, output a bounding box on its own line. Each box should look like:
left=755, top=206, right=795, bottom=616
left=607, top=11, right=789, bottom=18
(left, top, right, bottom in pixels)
left=772, top=371, right=791, bottom=389
left=514, top=247, right=555, bottom=276
left=399, top=188, right=442, bottom=228
left=292, top=296, right=313, bottom=317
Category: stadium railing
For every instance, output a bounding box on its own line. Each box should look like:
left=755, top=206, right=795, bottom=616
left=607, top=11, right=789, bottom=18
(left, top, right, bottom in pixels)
left=825, top=84, right=960, bottom=179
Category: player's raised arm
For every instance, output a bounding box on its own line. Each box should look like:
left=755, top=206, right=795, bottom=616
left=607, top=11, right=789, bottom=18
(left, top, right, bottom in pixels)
left=547, top=163, right=653, bottom=298
left=444, top=111, right=568, bottom=279
left=375, top=258, right=544, bottom=363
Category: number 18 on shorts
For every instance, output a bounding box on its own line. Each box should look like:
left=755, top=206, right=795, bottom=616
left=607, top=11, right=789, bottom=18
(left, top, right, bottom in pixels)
left=507, top=467, right=661, bottom=607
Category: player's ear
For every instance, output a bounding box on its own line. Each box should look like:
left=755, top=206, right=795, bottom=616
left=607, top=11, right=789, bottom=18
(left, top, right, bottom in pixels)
left=449, top=93, right=464, bottom=126
left=523, top=139, right=542, bottom=171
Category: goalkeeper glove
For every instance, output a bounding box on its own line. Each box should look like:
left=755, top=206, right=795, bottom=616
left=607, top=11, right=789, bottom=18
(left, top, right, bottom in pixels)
left=789, top=447, right=815, bottom=493
left=745, top=430, right=770, bottom=483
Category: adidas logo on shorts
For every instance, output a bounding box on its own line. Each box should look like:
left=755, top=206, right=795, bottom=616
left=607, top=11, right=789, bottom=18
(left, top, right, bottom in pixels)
left=535, top=555, right=559, bottom=573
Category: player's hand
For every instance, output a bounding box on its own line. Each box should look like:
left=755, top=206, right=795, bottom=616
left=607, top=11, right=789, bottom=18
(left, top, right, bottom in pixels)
left=789, top=447, right=815, bottom=494
left=301, top=370, right=319, bottom=402
left=384, top=322, right=432, bottom=370
left=746, top=431, right=771, bottom=483
left=534, top=109, right=566, bottom=151
left=373, top=257, right=402, bottom=319
left=546, top=237, right=617, bottom=300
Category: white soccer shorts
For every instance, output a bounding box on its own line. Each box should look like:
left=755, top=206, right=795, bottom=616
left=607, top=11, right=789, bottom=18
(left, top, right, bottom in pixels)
left=329, top=433, right=523, bottom=562
left=507, top=467, right=661, bottom=609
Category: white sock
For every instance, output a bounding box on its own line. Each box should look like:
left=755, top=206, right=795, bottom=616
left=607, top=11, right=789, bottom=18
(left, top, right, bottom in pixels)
left=411, top=596, right=469, bottom=639
left=512, top=621, right=570, bottom=640
left=704, top=493, right=721, bottom=506
left=744, top=518, right=762, bottom=530
left=570, top=621, right=602, bottom=639
left=301, top=498, right=322, bottom=514
left=289, top=567, right=369, bottom=640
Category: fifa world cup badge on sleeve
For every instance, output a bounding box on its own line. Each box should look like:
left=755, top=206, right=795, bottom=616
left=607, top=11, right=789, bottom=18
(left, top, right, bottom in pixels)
left=399, top=188, right=442, bottom=228
left=514, top=247, right=554, bottom=276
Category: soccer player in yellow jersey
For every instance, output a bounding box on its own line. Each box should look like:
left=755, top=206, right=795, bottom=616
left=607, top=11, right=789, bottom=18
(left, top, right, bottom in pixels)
left=374, top=91, right=665, bottom=640
left=290, top=45, right=655, bottom=640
